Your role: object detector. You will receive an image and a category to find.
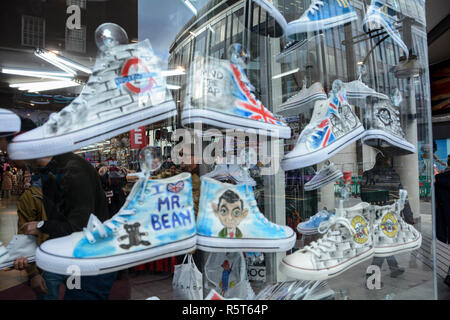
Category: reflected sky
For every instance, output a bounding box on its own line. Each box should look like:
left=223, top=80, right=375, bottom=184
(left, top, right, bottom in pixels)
left=138, top=0, right=209, bottom=65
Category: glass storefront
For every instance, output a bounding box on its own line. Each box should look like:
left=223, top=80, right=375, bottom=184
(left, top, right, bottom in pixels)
left=0, top=0, right=442, bottom=301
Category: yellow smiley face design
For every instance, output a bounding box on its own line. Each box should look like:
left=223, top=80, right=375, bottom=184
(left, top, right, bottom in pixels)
left=380, top=212, right=398, bottom=238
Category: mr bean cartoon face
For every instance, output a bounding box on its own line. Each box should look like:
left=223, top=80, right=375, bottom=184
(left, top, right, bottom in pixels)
left=212, top=190, right=248, bottom=238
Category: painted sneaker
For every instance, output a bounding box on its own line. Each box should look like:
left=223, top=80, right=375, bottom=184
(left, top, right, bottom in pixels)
left=0, top=108, right=21, bottom=136
left=362, top=0, right=409, bottom=59
left=286, top=0, right=358, bottom=38
left=297, top=210, right=334, bottom=235
left=0, top=235, right=37, bottom=269
left=196, top=176, right=296, bottom=252
left=362, top=100, right=416, bottom=153
left=279, top=82, right=327, bottom=113
left=280, top=202, right=374, bottom=281
left=182, top=55, right=291, bottom=139
left=35, top=173, right=197, bottom=276
left=281, top=92, right=365, bottom=171
left=304, top=162, right=343, bottom=191
left=8, top=24, right=176, bottom=160
left=372, top=190, right=422, bottom=257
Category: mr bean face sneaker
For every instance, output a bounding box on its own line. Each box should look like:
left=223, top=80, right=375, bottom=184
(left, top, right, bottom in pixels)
left=0, top=235, right=37, bottom=269
left=363, top=0, right=409, bottom=59
left=196, top=177, right=296, bottom=252
left=182, top=56, right=291, bottom=139
left=286, top=0, right=358, bottom=38
left=362, top=100, right=416, bottom=153
left=304, top=162, right=343, bottom=191
left=0, top=108, right=21, bottom=136
left=35, top=173, right=197, bottom=276
left=279, top=82, right=327, bottom=114
left=281, top=93, right=365, bottom=171
left=372, top=192, right=422, bottom=257
left=8, top=25, right=176, bottom=160
left=280, top=202, right=374, bottom=281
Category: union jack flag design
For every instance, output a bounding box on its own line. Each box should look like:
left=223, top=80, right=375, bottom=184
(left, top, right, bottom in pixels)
left=229, top=64, right=284, bottom=126
left=167, top=181, right=184, bottom=193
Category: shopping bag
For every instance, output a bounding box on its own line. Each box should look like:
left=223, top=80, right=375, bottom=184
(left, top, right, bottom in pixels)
left=204, top=252, right=255, bottom=300
left=172, top=254, right=203, bottom=300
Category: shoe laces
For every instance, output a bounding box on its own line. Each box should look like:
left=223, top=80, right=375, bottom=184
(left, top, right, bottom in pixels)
left=304, top=216, right=355, bottom=258
left=307, top=0, right=324, bottom=15
left=249, top=200, right=282, bottom=231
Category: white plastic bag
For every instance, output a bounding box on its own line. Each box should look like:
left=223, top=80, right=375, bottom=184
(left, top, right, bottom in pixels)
left=172, top=254, right=203, bottom=300
left=204, top=252, right=255, bottom=300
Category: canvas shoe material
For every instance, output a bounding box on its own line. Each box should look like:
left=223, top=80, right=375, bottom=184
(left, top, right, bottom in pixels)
left=372, top=192, right=422, bottom=257
left=362, top=100, right=416, bottom=153
left=341, top=79, right=389, bottom=101
left=297, top=210, right=334, bottom=235
left=279, top=82, right=327, bottom=113
left=8, top=36, right=176, bottom=160
left=363, top=0, right=409, bottom=59
left=196, top=177, right=296, bottom=252
left=286, top=0, right=358, bottom=38
left=304, top=162, right=343, bottom=191
left=0, top=235, right=37, bottom=269
left=35, top=173, right=197, bottom=276
left=281, top=93, right=365, bottom=171
left=182, top=56, right=291, bottom=138
left=280, top=202, right=374, bottom=281
left=0, top=108, right=21, bottom=136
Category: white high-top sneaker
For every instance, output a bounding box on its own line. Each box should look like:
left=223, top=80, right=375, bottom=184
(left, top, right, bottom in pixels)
left=8, top=24, right=176, bottom=160
left=0, top=235, right=38, bottom=269
left=372, top=190, right=422, bottom=257
left=281, top=92, right=365, bottom=171
left=182, top=55, right=291, bottom=139
left=304, top=162, right=343, bottom=191
left=0, top=108, right=21, bottom=135
left=279, top=82, right=327, bottom=113
left=280, top=202, right=374, bottom=281
left=196, top=176, right=296, bottom=252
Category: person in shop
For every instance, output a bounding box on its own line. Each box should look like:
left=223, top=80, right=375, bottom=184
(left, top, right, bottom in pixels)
left=11, top=120, right=117, bottom=300
left=1, top=166, right=13, bottom=199
left=435, top=156, right=450, bottom=288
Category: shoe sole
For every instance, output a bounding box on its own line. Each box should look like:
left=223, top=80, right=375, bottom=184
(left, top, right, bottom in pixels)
left=35, top=235, right=197, bottom=276
left=281, top=125, right=365, bottom=171
left=374, top=233, right=422, bottom=258
left=196, top=233, right=296, bottom=253
left=279, top=247, right=374, bottom=281
left=362, top=129, right=416, bottom=154
left=279, top=93, right=328, bottom=113
left=181, top=108, right=292, bottom=139
left=0, top=256, right=35, bottom=270
left=304, top=170, right=343, bottom=191
left=286, top=12, right=358, bottom=38
left=8, top=100, right=177, bottom=160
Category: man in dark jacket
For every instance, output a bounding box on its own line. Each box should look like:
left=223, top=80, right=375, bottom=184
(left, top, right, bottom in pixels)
left=19, top=152, right=116, bottom=300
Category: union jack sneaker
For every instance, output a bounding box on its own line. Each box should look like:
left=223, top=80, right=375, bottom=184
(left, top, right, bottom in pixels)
left=286, top=0, right=358, bottom=38
left=372, top=190, right=422, bottom=257
left=279, top=82, right=327, bottom=114
left=0, top=108, right=21, bottom=136
left=304, top=162, right=343, bottom=191
left=182, top=56, right=291, bottom=138
left=281, top=93, right=365, bottom=171
left=0, top=235, right=37, bottom=270
left=363, top=0, right=409, bottom=59
left=8, top=23, right=176, bottom=160
left=35, top=173, right=197, bottom=275
left=196, top=176, right=296, bottom=252
left=280, top=202, right=374, bottom=281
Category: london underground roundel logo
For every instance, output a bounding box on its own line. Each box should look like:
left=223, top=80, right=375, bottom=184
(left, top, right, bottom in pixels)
left=118, top=57, right=155, bottom=94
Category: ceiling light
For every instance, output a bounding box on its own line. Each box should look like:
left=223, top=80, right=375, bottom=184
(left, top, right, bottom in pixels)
left=1, top=68, right=73, bottom=80
left=36, top=49, right=92, bottom=74
left=34, top=50, right=77, bottom=75
left=272, top=68, right=300, bottom=79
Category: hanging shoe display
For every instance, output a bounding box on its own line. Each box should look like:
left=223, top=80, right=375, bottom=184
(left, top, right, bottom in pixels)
left=279, top=82, right=327, bottom=114
left=35, top=173, right=197, bottom=276
left=281, top=92, right=365, bottom=171
left=182, top=47, right=291, bottom=138
left=372, top=190, right=422, bottom=257
left=304, top=161, right=343, bottom=191
left=196, top=177, right=296, bottom=252
left=7, top=23, right=177, bottom=160
left=0, top=235, right=37, bottom=269
left=280, top=202, right=374, bottom=281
